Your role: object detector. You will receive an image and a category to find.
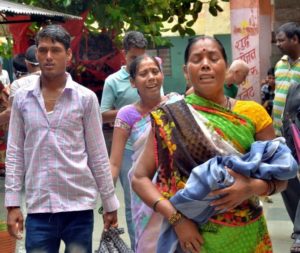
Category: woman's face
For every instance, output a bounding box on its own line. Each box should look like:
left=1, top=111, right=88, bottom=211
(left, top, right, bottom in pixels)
left=131, top=57, right=163, bottom=100
left=184, top=38, right=227, bottom=98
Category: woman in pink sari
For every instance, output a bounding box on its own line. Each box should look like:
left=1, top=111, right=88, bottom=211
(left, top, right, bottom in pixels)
left=110, top=54, right=178, bottom=251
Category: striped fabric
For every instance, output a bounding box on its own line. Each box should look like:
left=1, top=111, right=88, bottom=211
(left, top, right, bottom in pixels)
left=5, top=73, right=119, bottom=213
left=273, top=55, right=300, bottom=136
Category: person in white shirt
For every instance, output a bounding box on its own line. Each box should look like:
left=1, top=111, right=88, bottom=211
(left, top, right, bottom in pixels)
left=10, top=45, right=41, bottom=100
left=0, top=56, right=10, bottom=87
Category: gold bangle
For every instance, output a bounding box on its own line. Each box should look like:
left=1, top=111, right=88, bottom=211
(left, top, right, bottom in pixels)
left=260, top=180, right=270, bottom=196
left=152, top=197, right=166, bottom=212
left=268, top=180, right=277, bottom=196
left=168, top=211, right=183, bottom=226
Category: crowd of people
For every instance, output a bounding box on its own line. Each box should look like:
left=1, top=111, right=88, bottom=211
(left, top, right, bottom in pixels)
left=1, top=21, right=300, bottom=253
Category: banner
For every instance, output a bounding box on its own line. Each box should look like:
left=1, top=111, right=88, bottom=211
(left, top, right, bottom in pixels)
left=231, top=6, right=259, bottom=101
left=230, top=0, right=272, bottom=103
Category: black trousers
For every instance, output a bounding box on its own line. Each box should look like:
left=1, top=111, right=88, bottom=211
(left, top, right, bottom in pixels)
left=281, top=176, right=300, bottom=238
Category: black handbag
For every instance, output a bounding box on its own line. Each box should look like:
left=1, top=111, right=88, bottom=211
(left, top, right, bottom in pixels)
left=95, top=227, right=134, bottom=253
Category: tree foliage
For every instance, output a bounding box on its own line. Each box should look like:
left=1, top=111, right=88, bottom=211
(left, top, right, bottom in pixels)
left=10, top=0, right=229, bottom=47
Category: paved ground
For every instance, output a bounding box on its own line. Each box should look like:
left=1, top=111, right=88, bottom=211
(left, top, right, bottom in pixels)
left=0, top=177, right=294, bottom=253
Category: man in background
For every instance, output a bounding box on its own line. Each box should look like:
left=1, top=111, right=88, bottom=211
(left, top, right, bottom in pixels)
left=12, top=53, right=28, bottom=80
left=10, top=45, right=40, bottom=100
left=0, top=56, right=10, bottom=87
left=223, top=59, right=249, bottom=98
left=274, top=21, right=300, bottom=253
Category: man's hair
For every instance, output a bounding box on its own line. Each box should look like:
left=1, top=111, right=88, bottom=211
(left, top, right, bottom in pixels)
left=277, top=22, right=300, bottom=42
left=13, top=53, right=28, bottom=78
left=267, top=67, right=275, bottom=76
left=35, top=25, right=71, bottom=50
left=123, top=31, right=147, bottom=52
left=229, top=59, right=249, bottom=74
left=25, top=45, right=39, bottom=66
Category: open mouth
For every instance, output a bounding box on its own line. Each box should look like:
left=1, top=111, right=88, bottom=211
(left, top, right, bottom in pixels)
left=146, top=83, right=159, bottom=89
left=199, top=75, right=214, bottom=81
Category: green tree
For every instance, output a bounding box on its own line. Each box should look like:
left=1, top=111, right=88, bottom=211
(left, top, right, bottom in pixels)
left=10, top=0, right=229, bottom=47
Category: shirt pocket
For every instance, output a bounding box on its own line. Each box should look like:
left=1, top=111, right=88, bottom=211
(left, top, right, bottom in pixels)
left=56, top=109, right=83, bottom=133
left=21, top=103, right=48, bottom=131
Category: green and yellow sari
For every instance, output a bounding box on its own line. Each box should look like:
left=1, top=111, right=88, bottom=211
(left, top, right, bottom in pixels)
left=151, top=93, right=273, bottom=253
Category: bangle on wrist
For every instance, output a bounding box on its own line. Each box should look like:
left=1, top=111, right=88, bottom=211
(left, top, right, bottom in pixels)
left=260, top=180, right=276, bottom=196
left=260, top=180, right=270, bottom=196
left=268, top=180, right=277, bottom=196
left=168, top=211, right=183, bottom=226
left=152, top=197, right=167, bottom=212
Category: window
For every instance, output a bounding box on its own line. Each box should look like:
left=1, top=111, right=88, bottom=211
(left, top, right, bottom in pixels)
left=146, top=48, right=172, bottom=76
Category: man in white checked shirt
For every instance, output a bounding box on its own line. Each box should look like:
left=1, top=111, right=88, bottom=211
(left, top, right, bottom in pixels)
left=5, top=25, right=119, bottom=253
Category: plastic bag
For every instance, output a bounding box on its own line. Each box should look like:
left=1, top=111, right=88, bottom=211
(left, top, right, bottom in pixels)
left=95, top=227, right=134, bottom=253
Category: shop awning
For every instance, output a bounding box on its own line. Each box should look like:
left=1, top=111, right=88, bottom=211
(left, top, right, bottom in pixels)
left=0, top=0, right=82, bottom=24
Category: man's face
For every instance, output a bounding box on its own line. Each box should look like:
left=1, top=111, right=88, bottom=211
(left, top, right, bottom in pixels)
left=36, top=37, right=72, bottom=79
left=234, top=69, right=248, bottom=85
left=276, top=31, right=294, bottom=55
left=125, top=47, right=145, bottom=70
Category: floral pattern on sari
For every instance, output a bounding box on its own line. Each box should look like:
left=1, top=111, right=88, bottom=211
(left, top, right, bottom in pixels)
left=150, top=94, right=272, bottom=252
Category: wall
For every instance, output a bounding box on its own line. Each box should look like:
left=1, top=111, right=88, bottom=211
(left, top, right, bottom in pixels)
left=162, top=1, right=231, bottom=37
left=162, top=34, right=232, bottom=94
left=162, top=36, right=188, bottom=94
left=159, top=1, right=232, bottom=94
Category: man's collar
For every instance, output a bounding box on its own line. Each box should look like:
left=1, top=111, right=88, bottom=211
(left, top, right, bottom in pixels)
left=31, top=73, right=75, bottom=97
left=281, top=55, right=300, bottom=62
left=119, top=66, right=130, bottom=80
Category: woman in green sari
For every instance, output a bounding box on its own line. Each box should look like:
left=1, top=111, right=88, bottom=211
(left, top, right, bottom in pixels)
left=131, top=36, right=287, bottom=253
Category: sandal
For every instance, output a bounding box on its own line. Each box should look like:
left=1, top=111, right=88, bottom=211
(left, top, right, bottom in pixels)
left=264, top=196, right=273, bottom=203
left=291, top=238, right=300, bottom=253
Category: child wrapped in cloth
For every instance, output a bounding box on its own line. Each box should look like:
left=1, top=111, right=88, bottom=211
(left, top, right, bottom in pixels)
left=157, top=136, right=298, bottom=253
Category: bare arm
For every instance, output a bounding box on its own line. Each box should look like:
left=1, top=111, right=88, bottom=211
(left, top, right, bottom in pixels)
left=132, top=131, right=203, bottom=252
left=0, top=107, right=10, bottom=125
left=0, top=90, right=11, bottom=124
left=132, top=131, right=167, bottom=211
left=210, top=123, right=287, bottom=210
left=110, top=127, right=129, bottom=184
left=102, top=109, right=119, bottom=123
left=255, top=123, right=276, bottom=141
left=255, top=123, right=287, bottom=193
